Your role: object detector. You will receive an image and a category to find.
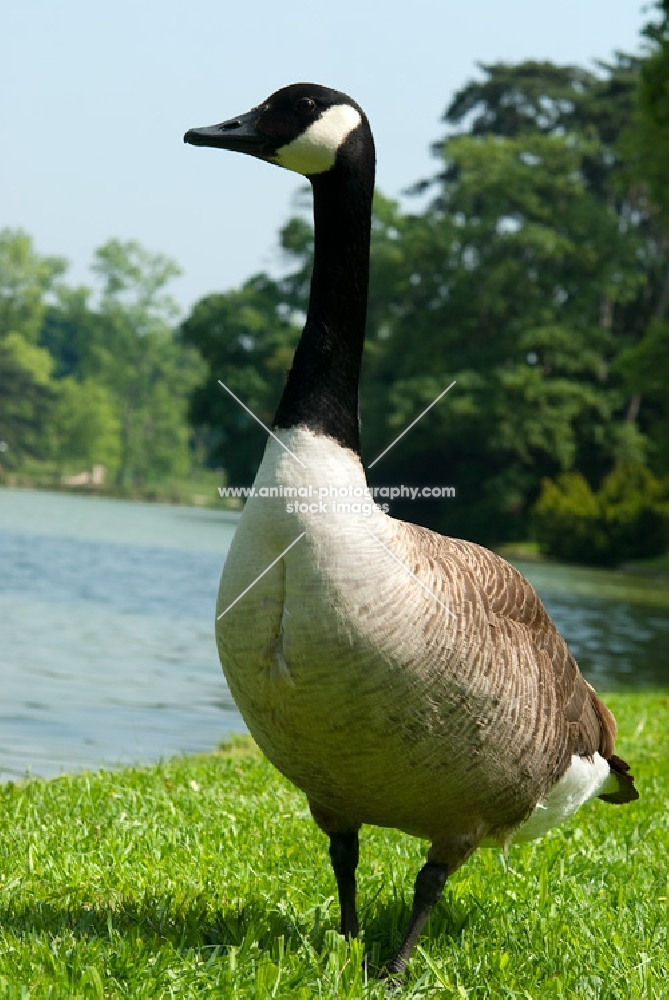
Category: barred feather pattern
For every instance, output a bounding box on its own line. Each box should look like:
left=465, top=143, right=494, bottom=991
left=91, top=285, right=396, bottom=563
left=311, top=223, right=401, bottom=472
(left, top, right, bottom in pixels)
left=215, top=428, right=632, bottom=861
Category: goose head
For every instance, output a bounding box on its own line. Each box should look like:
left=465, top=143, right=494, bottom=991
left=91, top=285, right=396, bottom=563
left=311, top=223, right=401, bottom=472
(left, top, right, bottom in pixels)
left=185, top=83, right=375, bottom=454
left=184, top=82, right=374, bottom=180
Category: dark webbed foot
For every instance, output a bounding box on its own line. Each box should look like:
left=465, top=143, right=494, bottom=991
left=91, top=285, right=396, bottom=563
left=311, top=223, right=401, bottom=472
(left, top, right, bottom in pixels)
left=329, top=831, right=360, bottom=939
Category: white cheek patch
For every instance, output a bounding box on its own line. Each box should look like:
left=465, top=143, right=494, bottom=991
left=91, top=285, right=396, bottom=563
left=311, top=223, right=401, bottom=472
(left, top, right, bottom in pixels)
left=275, top=104, right=362, bottom=175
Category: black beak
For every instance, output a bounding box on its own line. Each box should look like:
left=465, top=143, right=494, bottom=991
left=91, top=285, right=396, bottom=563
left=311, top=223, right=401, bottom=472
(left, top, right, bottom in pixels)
left=184, top=106, right=271, bottom=157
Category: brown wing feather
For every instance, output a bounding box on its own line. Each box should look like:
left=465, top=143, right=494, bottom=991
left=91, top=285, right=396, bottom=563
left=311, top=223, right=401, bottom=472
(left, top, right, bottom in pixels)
left=401, top=524, right=618, bottom=767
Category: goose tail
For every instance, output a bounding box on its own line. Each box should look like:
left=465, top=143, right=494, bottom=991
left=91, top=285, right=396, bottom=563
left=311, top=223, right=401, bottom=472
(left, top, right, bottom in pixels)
left=598, top=754, right=639, bottom=804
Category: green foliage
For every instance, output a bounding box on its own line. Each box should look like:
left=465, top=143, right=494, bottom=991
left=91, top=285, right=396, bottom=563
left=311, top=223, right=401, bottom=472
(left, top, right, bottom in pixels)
left=619, top=3, right=669, bottom=485
left=365, top=59, right=653, bottom=543
left=634, top=2, right=669, bottom=225
left=87, top=240, right=200, bottom=487
left=0, top=230, right=62, bottom=465
left=0, top=231, right=203, bottom=488
left=181, top=275, right=300, bottom=485
left=49, top=378, right=121, bottom=473
left=0, top=332, right=56, bottom=465
left=40, top=286, right=102, bottom=379
left=0, top=228, right=66, bottom=345
left=618, top=319, right=669, bottom=474
left=533, top=465, right=669, bottom=566
left=181, top=54, right=669, bottom=557
left=5, top=36, right=669, bottom=563
left=0, top=693, right=666, bottom=997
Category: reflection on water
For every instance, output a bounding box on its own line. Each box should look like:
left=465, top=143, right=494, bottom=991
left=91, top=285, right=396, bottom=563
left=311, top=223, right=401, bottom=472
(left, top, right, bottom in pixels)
left=0, top=488, right=667, bottom=781
left=512, top=560, right=669, bottom=691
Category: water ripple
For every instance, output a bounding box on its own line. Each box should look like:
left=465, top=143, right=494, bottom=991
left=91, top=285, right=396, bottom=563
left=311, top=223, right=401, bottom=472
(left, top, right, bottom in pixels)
left=1, top=489, right=667, bottom=782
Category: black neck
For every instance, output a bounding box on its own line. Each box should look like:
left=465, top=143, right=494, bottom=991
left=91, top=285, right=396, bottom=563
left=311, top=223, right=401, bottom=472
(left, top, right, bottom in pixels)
left=273, top=142, right=374, bottom=455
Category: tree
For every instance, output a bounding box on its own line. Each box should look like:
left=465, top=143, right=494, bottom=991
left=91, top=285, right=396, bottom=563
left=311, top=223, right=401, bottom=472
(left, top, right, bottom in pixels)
left=181, top=274, right=300, bottom=485
left=359, top=60, right=650, bottom=543
left=0, top=332, right=55, bottom=465
left=87, top=240, right=201, bottom=486
left=48, top=378, right=120, bottom=474
left=617, top=2, right=669, bottom=477
left=533, top=464, right=669, bottom=565
left=634, top=1, right=669, bottom=225
left=0, top=230, right=64, bottom=464
left=1, top=232, right=202, bottom=484
left=39, top=285, right=99, bottom=379
left=0, top=229, right=66, bottom=345
left=182, top=56, right=668, bottom=558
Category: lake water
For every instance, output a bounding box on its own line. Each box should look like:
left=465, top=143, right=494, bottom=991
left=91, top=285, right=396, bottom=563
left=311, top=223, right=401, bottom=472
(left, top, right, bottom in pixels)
left=1, top=488, right=667, bottom=782
left=0, top=488, right=243, bottom=782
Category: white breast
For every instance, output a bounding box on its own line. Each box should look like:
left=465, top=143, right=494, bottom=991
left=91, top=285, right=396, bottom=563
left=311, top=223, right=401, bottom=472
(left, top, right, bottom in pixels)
left=215, top=428, right=467, bottom=837
left=215, top=428, right=610, bottom=845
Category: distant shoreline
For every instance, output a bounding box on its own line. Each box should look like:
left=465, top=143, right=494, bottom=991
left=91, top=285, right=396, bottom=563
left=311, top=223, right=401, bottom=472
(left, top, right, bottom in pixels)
left=0, top=475, right=241, bottom=512
left=2, top=479, right=667, bottom=578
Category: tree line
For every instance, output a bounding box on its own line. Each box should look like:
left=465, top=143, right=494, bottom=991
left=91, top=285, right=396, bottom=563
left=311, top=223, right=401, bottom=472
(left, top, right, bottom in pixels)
left=2, top=3, right=668, bottom=564
left=0, top=235, right=204, bottom=489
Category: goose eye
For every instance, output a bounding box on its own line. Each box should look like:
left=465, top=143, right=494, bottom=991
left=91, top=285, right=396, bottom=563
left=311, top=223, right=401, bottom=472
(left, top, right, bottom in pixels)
left=297, top=97, right=316, bottom=114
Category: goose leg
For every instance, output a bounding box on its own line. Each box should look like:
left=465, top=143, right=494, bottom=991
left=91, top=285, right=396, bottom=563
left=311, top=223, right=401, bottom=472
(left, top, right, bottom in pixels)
left=384, top=862, right=448, bottom=976
left=329, top=831, right=360, bottom=939
left=384, top=835, right=481, bottom=978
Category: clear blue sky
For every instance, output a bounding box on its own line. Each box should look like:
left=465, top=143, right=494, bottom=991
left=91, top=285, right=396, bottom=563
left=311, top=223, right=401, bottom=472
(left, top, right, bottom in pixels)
left=3, top=0, right=648, bottom=314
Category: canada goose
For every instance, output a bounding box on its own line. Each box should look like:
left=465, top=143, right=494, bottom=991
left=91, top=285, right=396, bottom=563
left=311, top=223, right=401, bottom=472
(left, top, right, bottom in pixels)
left=184, top=83, right=638, bottom=976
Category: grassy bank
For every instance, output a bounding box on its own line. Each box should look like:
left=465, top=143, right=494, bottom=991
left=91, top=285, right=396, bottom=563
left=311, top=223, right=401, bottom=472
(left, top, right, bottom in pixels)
left=496, top=542, right=669, bottom=579
left=1, top=693, right=667, bottom=998
left=0, top=469, right=237, bottom=511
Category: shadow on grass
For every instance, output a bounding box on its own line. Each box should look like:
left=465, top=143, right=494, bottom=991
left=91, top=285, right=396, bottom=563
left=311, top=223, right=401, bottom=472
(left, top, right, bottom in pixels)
left=0, top=888, right=479, bottom=966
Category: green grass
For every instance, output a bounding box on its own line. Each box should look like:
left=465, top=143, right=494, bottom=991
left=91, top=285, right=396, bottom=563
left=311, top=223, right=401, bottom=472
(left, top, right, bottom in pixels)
left=1, top=694, right=667, bottom=999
